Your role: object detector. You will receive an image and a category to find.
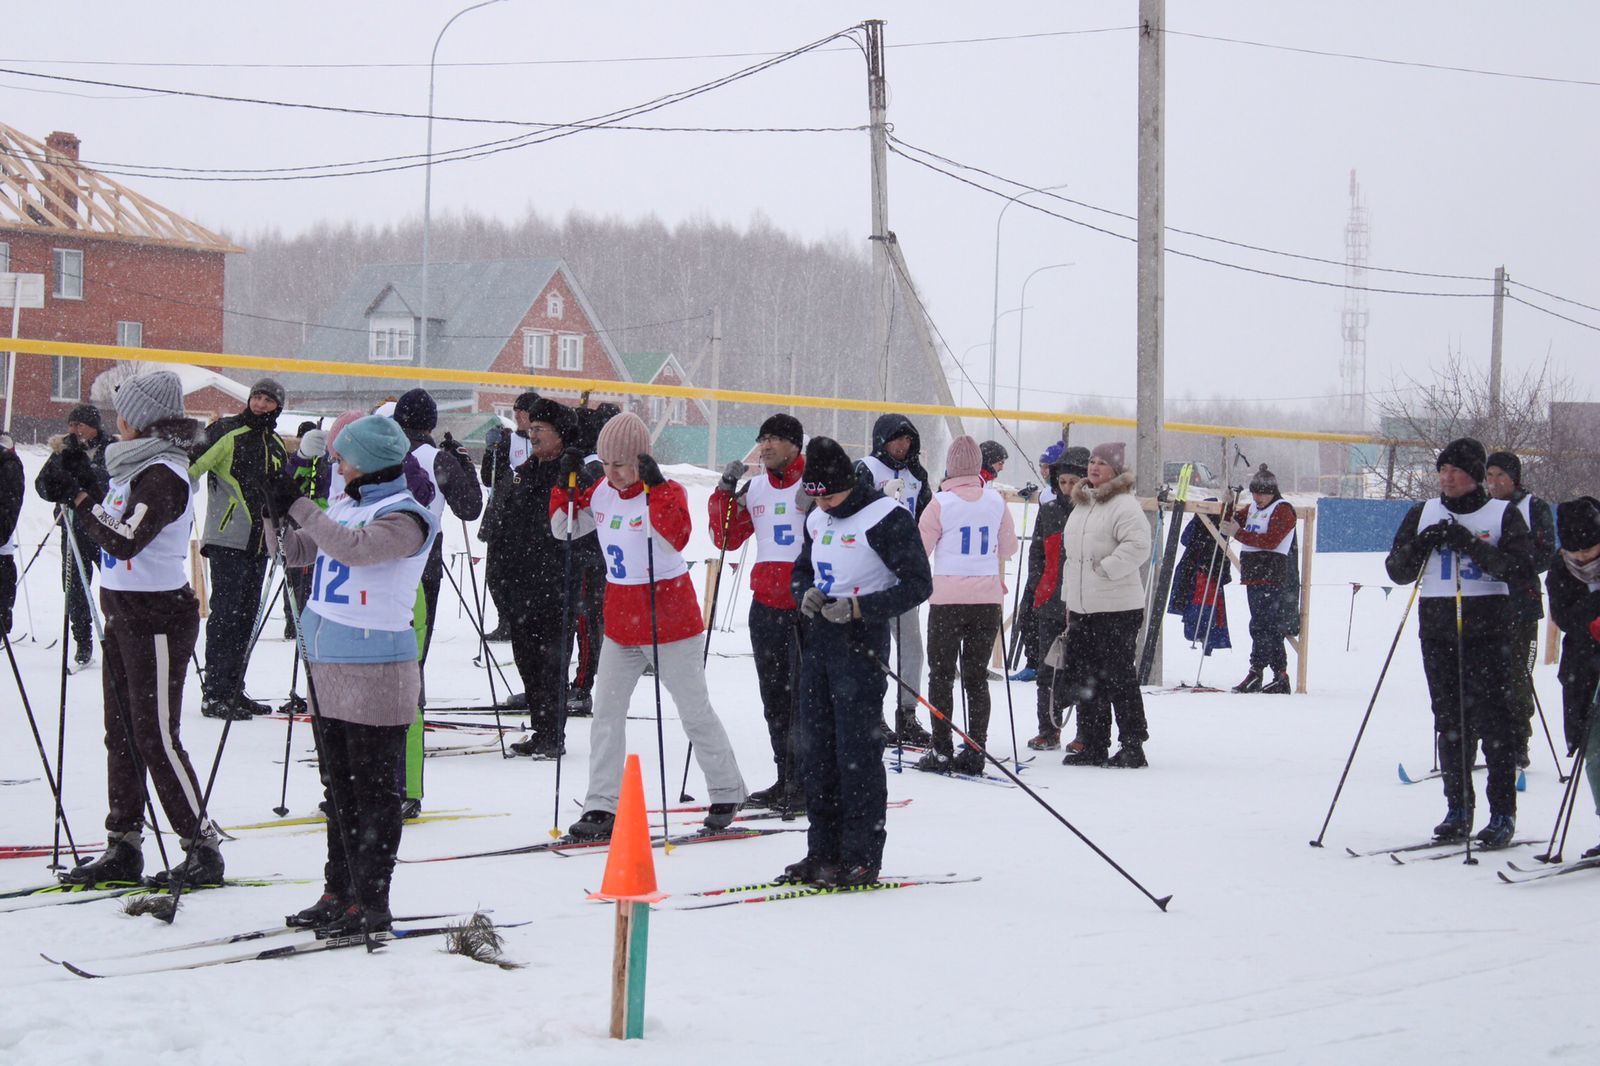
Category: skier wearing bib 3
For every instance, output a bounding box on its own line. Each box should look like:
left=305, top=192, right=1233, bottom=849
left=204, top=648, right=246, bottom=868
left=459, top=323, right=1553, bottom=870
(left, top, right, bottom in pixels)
left=781, top=437, right=933, bottom=888
left=267, top=414, right=440, bottom=934
left=555, top=411, right=746, bottom=840
left=42, top=372, right=222, bottom=887
left=1385, top=437, right=1534, bottom=847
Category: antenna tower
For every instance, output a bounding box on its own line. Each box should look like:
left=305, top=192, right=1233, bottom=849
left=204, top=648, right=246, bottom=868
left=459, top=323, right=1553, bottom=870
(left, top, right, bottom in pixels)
left=1340, top=170, right=1370, bottom=428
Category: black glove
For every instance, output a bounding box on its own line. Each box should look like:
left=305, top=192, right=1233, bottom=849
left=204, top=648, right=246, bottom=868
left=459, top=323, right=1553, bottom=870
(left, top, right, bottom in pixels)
left=440, top=432, right=473, bottom=474
left=484, top=425, right=505, bottom=450
left=1415, top=521, right=1451, bottom=552
left=60, top=447, right=96, bottom=498
left=1443, top=521, right=1477, bottom=552
left=558, top=447, right=585, bottom=483
left=264, top=468, right=306, bottom=521
left=35, top=460, right=79, bottom=504
left=1018, top=482, right=1039, bottom=502
left=637, top=453, right=665, bottom=489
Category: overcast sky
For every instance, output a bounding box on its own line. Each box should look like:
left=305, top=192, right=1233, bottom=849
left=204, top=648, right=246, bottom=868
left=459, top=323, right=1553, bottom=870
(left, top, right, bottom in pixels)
left=5, top=1, right=1597, bottom=428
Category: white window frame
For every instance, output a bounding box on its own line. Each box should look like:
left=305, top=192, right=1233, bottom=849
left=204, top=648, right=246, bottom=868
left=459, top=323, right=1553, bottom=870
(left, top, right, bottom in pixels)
left=558, top=334, right=583, bottom=372
left=0, top=242, right=10, bottom=272
left=116, top=320, right=143, bottom=349
left=51, top=356, right=80, bottom=401
left=368, top=316, right=414, bottom=362
left=523, top=330, right=551, bottom=369
left=546, top=291, right=564, bottom=319
left=52, top=248, right=83, bottom=300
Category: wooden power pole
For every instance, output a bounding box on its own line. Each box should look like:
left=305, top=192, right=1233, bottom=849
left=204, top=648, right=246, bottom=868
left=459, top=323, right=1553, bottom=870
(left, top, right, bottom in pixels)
left=1136, top=0, right=1167, bottom=683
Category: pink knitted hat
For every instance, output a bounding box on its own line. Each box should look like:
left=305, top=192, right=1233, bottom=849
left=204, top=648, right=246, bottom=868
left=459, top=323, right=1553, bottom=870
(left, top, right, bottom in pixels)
left=945, top=435, right=982, bottom=479
left=326, top=410, right=364, bottom=459
left=597, top=410, right=652, bottom=464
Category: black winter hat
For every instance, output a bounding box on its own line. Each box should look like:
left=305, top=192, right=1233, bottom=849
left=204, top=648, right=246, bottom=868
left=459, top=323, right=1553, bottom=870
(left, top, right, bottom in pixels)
left=1057, top=446, right=1090, bottom=479
left=513, top=391, right=541, bottom=413
left=1486, top=450, right=1521, bottom=486
left=526, top=397, right=575, bottom=443
left=801, top=437, right=857, bottom=497
left=66, top=404, right=101, bottom=429
left=296, top=420, right=319, bottom=437
left=393, top=388, right=438, bottom=432
left=758, top=413, right=804, bottom=450
left=979, top=440, right=1008, bottom=471
left=1557, top=497, right=1600, bottom=552
left=1435, top=437, right=1487, bottom=483
left=249, top=378, right=286, bottom=411
left=1249, top=464, right=1280, bottom=496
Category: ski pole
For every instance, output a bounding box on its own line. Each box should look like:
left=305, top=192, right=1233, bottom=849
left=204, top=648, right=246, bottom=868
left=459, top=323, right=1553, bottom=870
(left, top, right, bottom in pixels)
left=1536, top=683, right=1597, bottom=864
left=1, top=633, right=81, bottom=866
left=1309, top=562, right=1426, bottom=848
left=1528, top=671, right=1567, bottom=783
left=550, top=469, right=577, bottom=837
left=678, top=480, right=746, bottom=803
left=51, top=606, right=71, bottom=868
left=1193, top=487, right=1238, bottom=688
left=870, top=649, right=1172, bottom=912
left=1452, top=543, right=1475, bottom=867
left=641, top=477, right=675, bottom=853
left=272, top=646, right=301, bottom=818
left=1003, top=492, right=1034, bottom=672
left=437, top=560, right=518, bottom=707
left=459, top=518, right=502, bottom=718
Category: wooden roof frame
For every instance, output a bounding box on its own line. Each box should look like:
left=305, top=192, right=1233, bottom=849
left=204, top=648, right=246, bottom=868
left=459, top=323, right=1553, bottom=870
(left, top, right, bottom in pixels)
left=0, top=121, right=243, bottom=254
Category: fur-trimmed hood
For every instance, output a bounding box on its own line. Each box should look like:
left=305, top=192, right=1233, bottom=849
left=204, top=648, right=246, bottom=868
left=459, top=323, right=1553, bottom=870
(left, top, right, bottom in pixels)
left=1071, top=469, right=1136, bottom=506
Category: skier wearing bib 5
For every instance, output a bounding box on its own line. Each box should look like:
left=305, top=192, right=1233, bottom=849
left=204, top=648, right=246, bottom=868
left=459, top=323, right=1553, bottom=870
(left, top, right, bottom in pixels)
left=781, top=437, right=933, bottom=889
left=1384, top=437, right=1534, bottom=847
left=554, top=412, right=747, bottom=841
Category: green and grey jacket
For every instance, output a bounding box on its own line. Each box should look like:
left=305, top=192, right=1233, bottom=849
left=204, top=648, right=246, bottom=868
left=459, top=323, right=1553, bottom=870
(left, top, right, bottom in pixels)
left=190, top=410, right=286, bottom=555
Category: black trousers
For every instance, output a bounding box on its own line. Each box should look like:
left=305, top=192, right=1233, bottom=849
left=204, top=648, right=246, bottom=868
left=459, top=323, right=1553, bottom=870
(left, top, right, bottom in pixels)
left=316, top=717, right=407, bottom=911
left=748, top=600, right=801, bottom=786
left=926, top=603, right=1002, bottom=754
left=102, top=609, right=205, bottom=840
left=0, top=555, right=15, bottom=636
left=1421, top=629, right=1518, bottom=817
left=63, top=524, right=97, bottom=647
left=282, top=566, right=313, bottom=640
left=1508, top=619, right=1538, bottom=751
left=1245, top=583, right=1290, bottom=671
left=1063, top=609, right=1148, bottom=753
left=203, top=547, right=268, bottom=702
left=796, top=617, right=889, bottom=870
left=573, top=559, right=607, bottom=696
left=1034, top=606, right=1069, bottom=736
left=509, top=585, right=569, bottom=741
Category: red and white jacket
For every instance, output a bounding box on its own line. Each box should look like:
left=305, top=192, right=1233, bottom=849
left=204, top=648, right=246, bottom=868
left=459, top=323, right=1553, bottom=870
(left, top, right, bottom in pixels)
left=707, top=455, right=806, bottom=611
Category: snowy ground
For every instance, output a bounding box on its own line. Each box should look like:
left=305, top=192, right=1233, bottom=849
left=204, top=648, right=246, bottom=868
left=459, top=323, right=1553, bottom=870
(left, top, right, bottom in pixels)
left=1, top=444, right=1595, bottom=1064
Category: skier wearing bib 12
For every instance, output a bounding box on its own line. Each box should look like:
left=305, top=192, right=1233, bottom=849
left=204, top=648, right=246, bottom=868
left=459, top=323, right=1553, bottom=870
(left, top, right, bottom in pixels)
left=554, top=411, right=746, bottom=840
left=1384, top=437, right=1534, bottom=847
left=781, top=437, right=932, bottom=888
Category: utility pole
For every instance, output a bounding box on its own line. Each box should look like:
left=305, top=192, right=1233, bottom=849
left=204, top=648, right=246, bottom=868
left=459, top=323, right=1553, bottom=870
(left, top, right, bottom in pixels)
left=1488, top=265, right=1506, bottom=426
left=708, top=305, right=722, bottom=467
left=1135, top=0, right=1166, bottom=683
left=865, top=19, right=893, bottom=403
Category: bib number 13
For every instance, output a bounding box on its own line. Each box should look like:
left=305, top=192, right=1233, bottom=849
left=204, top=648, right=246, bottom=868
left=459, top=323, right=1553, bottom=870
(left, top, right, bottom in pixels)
left=1437, top=548, right=1483, bottom=582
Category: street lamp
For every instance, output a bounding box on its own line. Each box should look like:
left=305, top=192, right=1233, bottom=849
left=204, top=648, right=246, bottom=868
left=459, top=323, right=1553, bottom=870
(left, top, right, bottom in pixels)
left=961, top=305, right=1028, bottom=420
left=421, top=0, right=507, bottom=367
left=1015, top=262, right=1075, bottom=437
left=988, top=182, right=1068, bottom=409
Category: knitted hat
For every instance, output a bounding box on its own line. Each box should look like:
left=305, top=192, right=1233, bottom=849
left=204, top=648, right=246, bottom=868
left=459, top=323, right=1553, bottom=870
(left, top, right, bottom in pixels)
left=1058, top=445, right=1091, bottom=478
left=66, top=404, right=101, bottom=430
left=758, top=413, right=804, bottom=450
left=335, top=415, right=411, bottom=474
left=1436, top=437, right=1486, bottom=483
left=512, top=390, right=541, bottom=413
left=296, top=420, right=319, bottom=437
left=1090, top=442, right=1126, bottom=476
left=596, top=411, right=651, bottom=464
left=1557, top=497, right=1600, bottom=552
left=114, top=371, right=185, bottom=431
left=801, top=437, right=857, bottom=497
left=1486, top=450, right=1521, bottom=486
left=249, top=378, right=285, bottom=411
left=526, top=397, right=575, bottom=443
left=326, top=410, right=365, bottom=460
left=1249, top=464, right=1280, bottom=496
left=945, top=435, right=982, bottom=479
left=392, top=388, right=438, bottom=433
left=979, top=440, right=1008, bottom=472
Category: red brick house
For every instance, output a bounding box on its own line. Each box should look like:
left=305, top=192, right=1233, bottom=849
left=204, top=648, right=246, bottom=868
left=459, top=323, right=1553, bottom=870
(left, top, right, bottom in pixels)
left=0, top=122, right=242, bottom=439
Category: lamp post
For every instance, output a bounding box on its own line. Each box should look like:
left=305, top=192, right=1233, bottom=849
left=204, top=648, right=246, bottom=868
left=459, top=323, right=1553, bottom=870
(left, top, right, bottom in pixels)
left=421, top=0, right=507, bottom=367
left=988, top=182, right=1067, bottom=409
left=961, top=305, right=1028, bottom=423
left=1015, top=262, right=1075, bottom=437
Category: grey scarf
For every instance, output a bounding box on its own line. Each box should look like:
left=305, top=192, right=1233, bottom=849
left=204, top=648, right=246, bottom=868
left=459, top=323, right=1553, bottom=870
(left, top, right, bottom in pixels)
left=104, top=435, right=190, bottom=485
left=1563, top=550, right=1600, bottom=586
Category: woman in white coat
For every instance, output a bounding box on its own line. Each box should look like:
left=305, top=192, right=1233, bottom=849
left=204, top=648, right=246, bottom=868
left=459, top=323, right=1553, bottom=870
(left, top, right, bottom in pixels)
left=1059, top=443, right=1153, bottom=767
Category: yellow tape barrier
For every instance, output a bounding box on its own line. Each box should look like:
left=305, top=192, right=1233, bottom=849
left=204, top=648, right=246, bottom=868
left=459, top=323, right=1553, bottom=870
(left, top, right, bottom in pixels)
left=8, top=337, right=1386, bottom=446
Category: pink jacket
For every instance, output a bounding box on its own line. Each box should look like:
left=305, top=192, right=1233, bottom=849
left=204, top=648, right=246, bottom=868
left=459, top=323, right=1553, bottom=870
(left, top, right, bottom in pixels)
left=918, top=476, right=1019, bottom=605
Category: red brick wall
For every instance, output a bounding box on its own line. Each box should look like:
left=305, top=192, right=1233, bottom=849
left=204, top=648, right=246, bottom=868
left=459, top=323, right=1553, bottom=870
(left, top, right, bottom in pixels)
left=0, top=229, right=226, bottom=440
left=479, top=272, right=621, bottom=410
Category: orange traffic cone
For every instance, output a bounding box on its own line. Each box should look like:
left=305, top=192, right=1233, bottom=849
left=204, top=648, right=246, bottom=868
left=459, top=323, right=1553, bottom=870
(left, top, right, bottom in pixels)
left=589, top=754, right=668, bottom=903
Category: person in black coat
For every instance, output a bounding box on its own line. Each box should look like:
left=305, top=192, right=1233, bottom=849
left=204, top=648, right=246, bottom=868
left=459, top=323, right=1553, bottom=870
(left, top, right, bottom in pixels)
left=35, top=404, right=114, bottom=665
left=1546, top=497, right=1600, bottom=858
left=1484, top=450, right=1558, bottom=767
left=783, top=437, right=933, bottom=889
left=565, top=403, right=618, bottom=717
left=1384, top=437, right=1535, bottom=847
left=0, top=433, right=22, bottom=637
left=1025, top=447, right=1087, bottom=749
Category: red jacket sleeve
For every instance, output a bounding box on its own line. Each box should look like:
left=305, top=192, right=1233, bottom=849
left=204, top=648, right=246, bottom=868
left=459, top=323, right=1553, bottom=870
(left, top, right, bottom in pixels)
left=549, top=477, right=600, bottom=520
left=1033, top=533, right=1062, bottom=608
left=708, top=487, right=753, bottom=551
left=647, top=481, right=693, bottom=551
left=1233, top=503, right=1296, bottom=550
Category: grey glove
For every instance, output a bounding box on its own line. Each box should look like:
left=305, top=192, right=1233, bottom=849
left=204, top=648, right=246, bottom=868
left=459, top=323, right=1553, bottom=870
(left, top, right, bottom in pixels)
left=297, top=429, right=327, bottom=460
left=800, top=587, right=828, bottom=618
left=820, top=596, right=858, bottom=624
left=718, top=460, right=746, bottom=495
left=1218, top=518, right=1240, bottom=538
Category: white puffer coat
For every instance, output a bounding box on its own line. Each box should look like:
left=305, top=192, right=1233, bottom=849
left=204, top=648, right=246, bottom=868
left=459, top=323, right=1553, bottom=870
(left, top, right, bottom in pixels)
left=1060, top=470, right=1152, bottom=614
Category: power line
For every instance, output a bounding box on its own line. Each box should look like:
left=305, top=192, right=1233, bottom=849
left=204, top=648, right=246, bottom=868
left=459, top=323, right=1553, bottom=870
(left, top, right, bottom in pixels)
left=1506, top=293, right=1600, bottom=334
left=0, top=26, right=1135, bottom=72
left=1166, top=28, right=1600, bottom=89
left=888, top=134, right=1490, bottom=283
left=1507, top=278, right=1600, bottom=317
left=886, top=142, right=1491, bottom=298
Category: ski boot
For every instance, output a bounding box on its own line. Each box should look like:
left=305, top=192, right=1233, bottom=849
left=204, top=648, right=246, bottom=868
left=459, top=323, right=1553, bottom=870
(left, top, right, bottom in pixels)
left=323, top=903, right=392, bottom=936
left=1008, top=666, right=1038, bottom=683
left=148, top=838, right=225, bottom=888
left=1475, top=814, right=1516, bottom=848
left=1026, top=731, right=1061, bottom=751
left=1431, top=808, right=1472, bottom=842
left=1107, top=743, right=1148, bottom=769
left=1582, top=842, right=1600, bottom=860
left=566, top=691, right=593, bottom=717
left=895, top=708, right=933, bottom=747
left=237, top=693, right=273, bottom=716
left=1062, top=741, right=1109, bottom=767
left=914, top=749, right=952, bottom=774
left=567, top=810, right=616, bottom=841
left=59, top=831, right=144, bottom=886
left=1232, top=668, right=1264, bottom=694
left=777, top=855, right=839, bottom=886
left=201, top=696, right=252, bottom=721
left=834, top=864, right=880, bottom=888
left=745, top=781, right=788, bottom=809
left=399, top=798, right=422, bottom=821
left=508, top=733, right=562, bottom=759
left=702, top=803, right=739, bottom=832
left=286, top=893, right=349, bottom=929
left=951, top=747, right=985, bottom=776
left=73, top=642, right=93, bottom=668
left=1261, top=670, right=1290, bottom=694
